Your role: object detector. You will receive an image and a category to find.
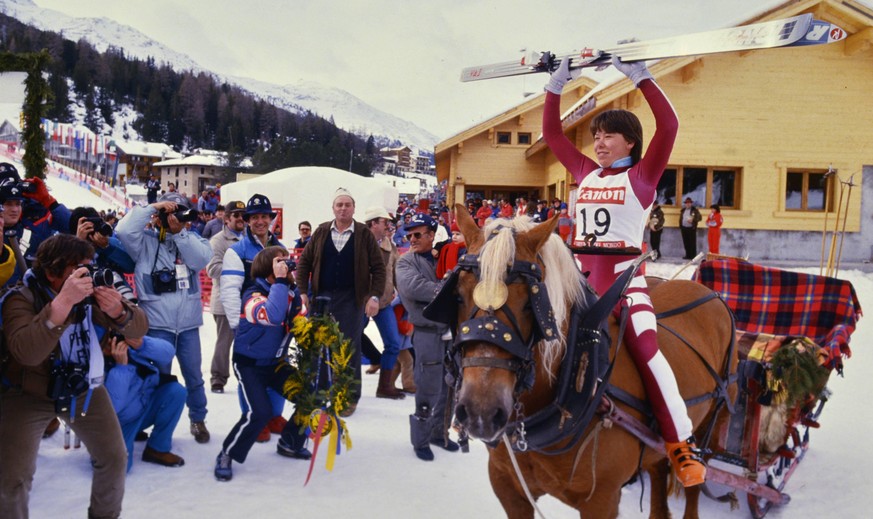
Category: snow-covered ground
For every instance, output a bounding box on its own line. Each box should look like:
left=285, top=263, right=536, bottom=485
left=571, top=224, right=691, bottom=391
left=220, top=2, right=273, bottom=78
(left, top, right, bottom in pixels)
left=19, top=175, right=873, bottom=518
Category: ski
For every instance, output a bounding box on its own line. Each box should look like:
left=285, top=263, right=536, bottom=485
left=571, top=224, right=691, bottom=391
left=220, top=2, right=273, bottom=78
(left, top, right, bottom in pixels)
left=460, top=14, right=847, bottom=82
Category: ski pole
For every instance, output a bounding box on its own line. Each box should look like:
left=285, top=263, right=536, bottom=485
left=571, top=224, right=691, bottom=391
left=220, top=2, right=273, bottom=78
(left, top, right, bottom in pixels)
left=819, top=166, right=835, bottom=275
left=834, top=175, right=855, bottom=276
left=826, top=176, right=846, bottom=277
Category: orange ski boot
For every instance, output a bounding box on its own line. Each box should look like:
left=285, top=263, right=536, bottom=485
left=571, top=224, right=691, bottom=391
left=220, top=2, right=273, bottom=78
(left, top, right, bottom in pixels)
left=665, top=437, right=706, bottom=487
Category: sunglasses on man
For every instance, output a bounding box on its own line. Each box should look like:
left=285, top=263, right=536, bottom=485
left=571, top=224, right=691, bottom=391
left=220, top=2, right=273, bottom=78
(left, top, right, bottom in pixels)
left=408, top=231, right=431, bottom=240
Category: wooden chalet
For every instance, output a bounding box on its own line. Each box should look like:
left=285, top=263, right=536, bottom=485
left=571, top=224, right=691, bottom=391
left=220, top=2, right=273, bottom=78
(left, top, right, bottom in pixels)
left=435, top=0, right=873, bottom=262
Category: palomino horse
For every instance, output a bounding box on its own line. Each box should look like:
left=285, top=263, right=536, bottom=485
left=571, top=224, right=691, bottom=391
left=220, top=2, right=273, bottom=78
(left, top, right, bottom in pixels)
left=445, top=206, right=736, bottom=518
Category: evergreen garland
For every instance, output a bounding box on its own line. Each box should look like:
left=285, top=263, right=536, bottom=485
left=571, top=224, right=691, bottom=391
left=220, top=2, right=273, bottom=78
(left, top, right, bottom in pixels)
left=0, top=50, right=51, bottom=179
left=281, top=314, right=359, bottom=433
left=767, top=337, right=830, bottom=408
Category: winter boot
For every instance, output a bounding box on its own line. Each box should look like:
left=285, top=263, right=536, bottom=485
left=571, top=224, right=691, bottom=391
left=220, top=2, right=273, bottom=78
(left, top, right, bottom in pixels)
left=376, top=368, right=406, bottom=399
left=410, top=412, right=433, bottom=461
left=665, top=437, right=706, bottom=487
left=397, top=349, right=416, bottom=394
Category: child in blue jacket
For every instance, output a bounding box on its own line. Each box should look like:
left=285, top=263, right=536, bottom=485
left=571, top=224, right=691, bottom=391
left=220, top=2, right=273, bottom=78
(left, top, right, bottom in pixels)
left=214, top=246, right=310, bottom=481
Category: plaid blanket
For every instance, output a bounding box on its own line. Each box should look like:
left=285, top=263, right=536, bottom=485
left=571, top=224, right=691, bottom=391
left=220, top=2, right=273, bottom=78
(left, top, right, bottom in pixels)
left=694, top=259, right=862, bottom=372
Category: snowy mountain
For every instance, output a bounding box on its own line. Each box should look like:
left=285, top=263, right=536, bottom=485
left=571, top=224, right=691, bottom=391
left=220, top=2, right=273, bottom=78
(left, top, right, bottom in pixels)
left=0, top=0, right=439, bottom=151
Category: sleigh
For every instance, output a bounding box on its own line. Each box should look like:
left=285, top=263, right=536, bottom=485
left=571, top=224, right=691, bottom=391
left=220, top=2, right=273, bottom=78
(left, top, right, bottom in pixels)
left=693, top=258, right=862, bottom=518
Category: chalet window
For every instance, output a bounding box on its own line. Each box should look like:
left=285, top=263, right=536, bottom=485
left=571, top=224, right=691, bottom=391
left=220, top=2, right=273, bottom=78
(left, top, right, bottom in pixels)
left=517, top=133, right=532, bottom=145
left=785, top=169, right=830, bottom=211
left=496, top=132, right=511, bottom=145
left=656, top=166, right=740, bottom=209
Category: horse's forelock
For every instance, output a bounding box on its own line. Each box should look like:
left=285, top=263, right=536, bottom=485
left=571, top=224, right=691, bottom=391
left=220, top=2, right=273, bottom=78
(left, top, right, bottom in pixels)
left=478, top=216, right=586, bottom=375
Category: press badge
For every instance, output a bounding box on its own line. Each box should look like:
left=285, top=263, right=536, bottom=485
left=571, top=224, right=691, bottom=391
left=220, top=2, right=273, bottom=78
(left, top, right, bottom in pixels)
left=175, top=264, right=190, bottom=290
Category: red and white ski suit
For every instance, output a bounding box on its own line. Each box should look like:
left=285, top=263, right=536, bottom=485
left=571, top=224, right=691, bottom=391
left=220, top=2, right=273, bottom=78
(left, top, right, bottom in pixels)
left=543, top=79, right=691, bottom=442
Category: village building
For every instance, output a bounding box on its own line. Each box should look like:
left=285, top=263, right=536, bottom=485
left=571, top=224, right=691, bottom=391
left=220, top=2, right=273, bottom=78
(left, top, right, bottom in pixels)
left=110, top=139, right=181, bottom=185
left=435, top=0, right=873, bottom=263
left=154, top=149, right=250, bottom=196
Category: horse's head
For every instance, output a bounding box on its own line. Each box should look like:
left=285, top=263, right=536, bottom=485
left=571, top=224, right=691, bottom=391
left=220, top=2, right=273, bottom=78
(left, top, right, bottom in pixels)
left=439, top=204, right=584, bottom=443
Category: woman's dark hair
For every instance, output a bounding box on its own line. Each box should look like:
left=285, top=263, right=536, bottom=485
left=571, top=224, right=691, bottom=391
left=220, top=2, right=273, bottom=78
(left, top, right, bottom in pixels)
left=33, top=234, right=95, bottom=280
left=590, top=109, right=644, bottom=164
left=251, top=246, right=288, bottom=280
left=68, top=206, right=100, bottom=234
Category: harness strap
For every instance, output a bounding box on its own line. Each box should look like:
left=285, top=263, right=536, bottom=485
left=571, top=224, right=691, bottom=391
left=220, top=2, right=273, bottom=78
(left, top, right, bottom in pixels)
left=461, top=356, right=524, bottom=372
left=654, top=292, right=719, bottom=320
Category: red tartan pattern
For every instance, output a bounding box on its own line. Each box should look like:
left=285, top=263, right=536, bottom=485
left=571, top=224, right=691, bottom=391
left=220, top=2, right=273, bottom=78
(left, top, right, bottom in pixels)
left=694, top=259, right=861, bottom=370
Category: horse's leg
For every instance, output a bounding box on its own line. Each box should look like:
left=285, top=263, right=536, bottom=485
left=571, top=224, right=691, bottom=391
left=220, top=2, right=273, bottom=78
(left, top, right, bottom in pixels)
left=488, top=457, right=536, bottom=519
left=576, top=485, right=622, bottom=519
left=683, top=485, right=701, bottom=519
left=647, top=459, right=673, bottom=519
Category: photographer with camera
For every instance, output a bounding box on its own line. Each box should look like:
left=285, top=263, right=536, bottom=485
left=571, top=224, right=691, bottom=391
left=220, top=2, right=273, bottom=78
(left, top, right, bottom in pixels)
left=220, top=194, right=288, bottom=438
left=71, top=206, right=136, bottom=277
left=115, top=191, right=213, bottom=444
left=0, top=163, right=72, bottom=288
left=102, top=332, right=187, bottom=471
left=214, top=246, right=309, bottom=481
left=0, top=233, right=147, bottom=519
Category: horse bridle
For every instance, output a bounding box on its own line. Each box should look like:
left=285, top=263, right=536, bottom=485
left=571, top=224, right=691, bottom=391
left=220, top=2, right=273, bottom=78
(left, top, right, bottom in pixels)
left=444, top=231, right=559, bottom=395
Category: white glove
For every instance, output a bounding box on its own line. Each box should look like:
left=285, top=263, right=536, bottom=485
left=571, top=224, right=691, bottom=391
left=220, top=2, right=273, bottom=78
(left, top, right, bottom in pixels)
left=611, top=55, right=653, bottom=87
left=544, top=57, right=580, bottom=95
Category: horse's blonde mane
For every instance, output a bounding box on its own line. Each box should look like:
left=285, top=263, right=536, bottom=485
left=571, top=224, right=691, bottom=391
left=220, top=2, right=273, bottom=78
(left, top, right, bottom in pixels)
left=479, top=216, right=586, bottom=373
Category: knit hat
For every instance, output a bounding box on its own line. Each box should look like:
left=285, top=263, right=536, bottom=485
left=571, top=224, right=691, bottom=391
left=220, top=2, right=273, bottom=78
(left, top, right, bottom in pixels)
left=333, top=187, right=355, bottom=204
left=0, top=162, right=20, bottom=182
left=450, top=221, right=460, bottom=233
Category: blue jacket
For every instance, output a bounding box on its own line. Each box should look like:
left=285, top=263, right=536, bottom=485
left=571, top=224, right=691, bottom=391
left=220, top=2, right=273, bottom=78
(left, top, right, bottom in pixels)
left=94, top=235, right=136, bottom=274
left=115, top=204, right=212, bottom=332
left=220, top=228, right=283, bottom=329
left=103, top=335, right=175, bottom=425
left=233, top=277, right=301, bottom=363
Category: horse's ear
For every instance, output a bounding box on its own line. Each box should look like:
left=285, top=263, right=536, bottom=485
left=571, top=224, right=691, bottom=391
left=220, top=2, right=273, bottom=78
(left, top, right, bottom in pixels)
left=521, top=213, right=560, bottom=253
left=455, top=203, right=483, bottom=252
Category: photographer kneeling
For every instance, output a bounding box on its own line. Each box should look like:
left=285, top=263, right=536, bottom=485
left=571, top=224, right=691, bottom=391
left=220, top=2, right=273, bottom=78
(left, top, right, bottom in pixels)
left=0, top=233, right=148, bottom=519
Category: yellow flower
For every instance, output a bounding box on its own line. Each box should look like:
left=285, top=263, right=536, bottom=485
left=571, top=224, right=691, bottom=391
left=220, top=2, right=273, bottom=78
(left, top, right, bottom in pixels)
left=314, top=326, right=331, bottom=346
left=283, top=378, right=303, bottom=399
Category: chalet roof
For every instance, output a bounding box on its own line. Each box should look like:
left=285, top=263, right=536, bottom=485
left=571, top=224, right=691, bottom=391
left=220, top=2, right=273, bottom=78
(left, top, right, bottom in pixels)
left=113, top=140, right=182, bottom=160
left=437, top=0, right=873, bottom=160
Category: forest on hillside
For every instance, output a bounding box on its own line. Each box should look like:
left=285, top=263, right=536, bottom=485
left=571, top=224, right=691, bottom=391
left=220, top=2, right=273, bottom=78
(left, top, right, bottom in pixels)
left=0, top=13, right=378, bottom=174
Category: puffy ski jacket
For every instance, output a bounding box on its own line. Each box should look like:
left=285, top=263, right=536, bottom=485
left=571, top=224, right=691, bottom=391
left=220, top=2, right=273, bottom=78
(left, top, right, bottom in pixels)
left=220, top=228, right=283, bottom=329
left=103, top=335, right=175, bottom=425
left=115, top=204, right=212, bottom=332
left=233, top=277, right=301, bottom=363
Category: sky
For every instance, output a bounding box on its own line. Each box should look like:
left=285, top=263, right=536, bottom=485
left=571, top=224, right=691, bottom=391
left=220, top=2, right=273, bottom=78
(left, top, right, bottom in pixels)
left=29, top=0, right=867, bottom=140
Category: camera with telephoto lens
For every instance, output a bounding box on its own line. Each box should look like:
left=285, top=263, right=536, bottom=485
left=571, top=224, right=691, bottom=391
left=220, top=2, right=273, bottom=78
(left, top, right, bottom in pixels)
left=150, top=268, right=177, bottom=294
left=47, top=363, right=90, bottom=413
left=158, top=207, right=199, bottom=227
left=78, top=264, right=114, bottom=287
left=83, top=217, right=113, bottom=236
